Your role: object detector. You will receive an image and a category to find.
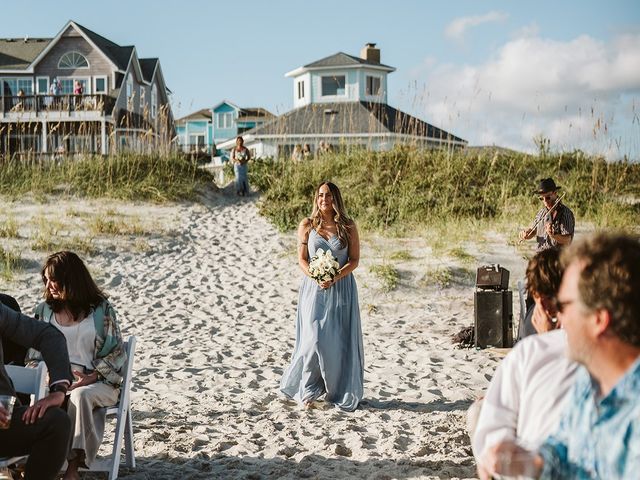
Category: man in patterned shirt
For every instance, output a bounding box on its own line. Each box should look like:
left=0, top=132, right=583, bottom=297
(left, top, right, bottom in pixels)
left=481, top=233, right=640, bottom=479
left=519, top=178, right=575, bottom=252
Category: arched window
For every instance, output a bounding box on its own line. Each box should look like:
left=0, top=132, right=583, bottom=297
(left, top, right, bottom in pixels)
left=58, top=52, right=89, bottom=69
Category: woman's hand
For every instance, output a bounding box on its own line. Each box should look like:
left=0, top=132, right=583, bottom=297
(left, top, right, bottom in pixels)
left=69, top=370, right=99, bottom=391
left=318, top=277, right=337, bottom=289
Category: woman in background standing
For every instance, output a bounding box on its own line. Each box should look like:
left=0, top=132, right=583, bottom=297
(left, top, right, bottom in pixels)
left=231, top=136, right=251, bottom=196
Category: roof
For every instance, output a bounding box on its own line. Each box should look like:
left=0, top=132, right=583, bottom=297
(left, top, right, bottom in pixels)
left=241, top=102, right=466, bottom=143
left=73, top=22, right=133, bottom=71
left=304, top=52, right=394, bottom=71
left=176, top=108, right=212, bottom=123
left=139, top=58, right=158, bottom=82
left=0, top=38, right=50, bottom=69
left=238, top=107, right=274, bottom=119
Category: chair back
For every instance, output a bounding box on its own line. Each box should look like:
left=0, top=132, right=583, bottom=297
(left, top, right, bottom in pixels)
left=113, top=336, right=136, bottom=413
left=6, top=362, right=48, bottom=403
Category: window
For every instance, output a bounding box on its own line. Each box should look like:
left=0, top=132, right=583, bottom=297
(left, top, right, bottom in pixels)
left=126, top=74, right=133, bottom=101
left=366, top=76, right=381, bottom=96
left=36, top=77, right=49, bottom=94
left=189, top=134, right=205, bottom=149
left=58, top=52, right=89, bottom=69
left=94, top=76, right=107, bottom=94
left=151, top=84, right=157, bottom=118
left=59, top=78, right=88, bottom=94
left=1, top=78, right=33, bottom=95
left=321, top=75, right=346, bottom=96
left=216, top=112, right=234, bottom=129
left=297, top=80, right=305, bottom=99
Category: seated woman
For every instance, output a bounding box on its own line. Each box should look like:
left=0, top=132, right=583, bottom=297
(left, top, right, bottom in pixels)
left=27, top=251, right=126, bottom=480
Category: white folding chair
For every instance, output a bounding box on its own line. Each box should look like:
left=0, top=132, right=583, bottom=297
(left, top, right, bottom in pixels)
left=0, top=362, right=48, bottom=469
left=86, top=336, right=136, bottom=480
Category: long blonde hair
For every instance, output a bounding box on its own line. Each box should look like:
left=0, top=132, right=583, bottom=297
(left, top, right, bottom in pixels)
left=310, top=181, right=353, bottom=247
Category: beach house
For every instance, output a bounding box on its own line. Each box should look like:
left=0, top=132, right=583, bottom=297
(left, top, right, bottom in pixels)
left=175, top=108, right=214, bottom=157
left=0, top=20, right=174, bottom=157
left=212, top=100, right=274, bottom=145
left=216, top=43, right=466, bottom=158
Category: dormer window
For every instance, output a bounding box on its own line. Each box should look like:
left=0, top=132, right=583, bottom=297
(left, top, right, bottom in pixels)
left=58, top=52, right=89, bottom=69
left=321, top=75, right=345, bottom=97
left=366, top=76, right=381, bottom=96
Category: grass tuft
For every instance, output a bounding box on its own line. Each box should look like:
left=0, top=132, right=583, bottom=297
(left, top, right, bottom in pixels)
left=369, top=264, right=400, bottom=292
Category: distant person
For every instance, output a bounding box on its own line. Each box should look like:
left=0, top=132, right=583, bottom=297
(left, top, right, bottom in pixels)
left=302, top=143, right=312, bottom=159
left=483, top=233, right=640, bottom=479
left=49, top=78, right=61, bottom=96
left=519, top=178, right=574, bottom=252
left=231, top=136, right=251, bottom=196
left=73, top=80, right=83, bottom=95
left=0, top=302, right=74, bottom=480
left=28, top=251, right=127, bottom=480
left=280, top=181, right=364, bottom=411
left=517, top=248, right=564, bottom=340
left=291, top=144, right=302, bottom=162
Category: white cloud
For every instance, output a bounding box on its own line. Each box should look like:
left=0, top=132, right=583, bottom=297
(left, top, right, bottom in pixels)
left=445, top=11, right=509, bottom=42
left=408, top=32, right=640, bottom=159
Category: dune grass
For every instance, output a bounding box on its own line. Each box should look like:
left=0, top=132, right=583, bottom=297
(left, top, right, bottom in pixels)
left=0, top=153, right=214, bottom=202
left=249, top=147, right=640, bottom=233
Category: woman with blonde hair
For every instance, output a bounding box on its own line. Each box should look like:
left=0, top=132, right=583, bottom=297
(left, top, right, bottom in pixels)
left=280, top=181, right=364, bottom=411
left=28, top=251, right=126, bottom=480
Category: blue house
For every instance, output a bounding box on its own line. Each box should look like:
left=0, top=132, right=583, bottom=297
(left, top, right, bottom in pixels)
left=216, top=43, right=466, bottom=158
left=212, top=100, right=274, bottom=144
left=175, top=108, right=214, bottom=155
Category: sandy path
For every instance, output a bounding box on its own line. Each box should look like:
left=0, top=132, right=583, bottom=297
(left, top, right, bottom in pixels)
left=2, top=189, right=522, bottom=479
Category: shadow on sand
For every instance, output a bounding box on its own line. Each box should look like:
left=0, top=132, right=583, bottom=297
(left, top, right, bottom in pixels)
left=106, top=452, right=476, bottom=480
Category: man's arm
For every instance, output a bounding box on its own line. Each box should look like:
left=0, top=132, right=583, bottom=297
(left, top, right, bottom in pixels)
left=0, top=303, right=74, bottom=387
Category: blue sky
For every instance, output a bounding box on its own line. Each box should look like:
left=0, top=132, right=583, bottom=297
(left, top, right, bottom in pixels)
left=6, top=0, right=640, bottom=158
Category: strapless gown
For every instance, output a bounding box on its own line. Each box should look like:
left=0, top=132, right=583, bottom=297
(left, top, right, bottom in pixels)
left=280, top=229, right=364, bottom=411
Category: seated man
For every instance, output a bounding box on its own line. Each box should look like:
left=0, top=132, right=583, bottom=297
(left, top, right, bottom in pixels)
left=483, top=233, right=640, bottom=479
left=472, top=248, right=579, bottom=477
left=0, top=293, right=26, bottom=366
left=0, top=302, right=74, bottom=480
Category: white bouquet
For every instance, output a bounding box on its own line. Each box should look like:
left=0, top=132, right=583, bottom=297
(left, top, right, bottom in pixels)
left=308, top=248, right=340, bottom=283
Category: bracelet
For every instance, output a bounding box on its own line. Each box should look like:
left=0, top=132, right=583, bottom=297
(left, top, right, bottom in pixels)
left=49, top=383, right=68, bottom=395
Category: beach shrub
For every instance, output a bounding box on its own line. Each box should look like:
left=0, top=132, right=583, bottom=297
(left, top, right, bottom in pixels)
left=0, top=153, right=214, bottom=202
left=249, top=147, right=640, bottom=233
left=369, top=263, right=400, bottom=292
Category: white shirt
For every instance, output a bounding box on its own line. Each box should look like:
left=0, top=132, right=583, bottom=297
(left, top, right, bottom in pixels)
left=52, top=312, right=96, bottom=371
left=472, top=329, right=579, bottom=462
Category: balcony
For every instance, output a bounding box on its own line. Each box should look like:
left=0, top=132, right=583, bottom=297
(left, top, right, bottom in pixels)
left=0, top=94, right=115, bottom=116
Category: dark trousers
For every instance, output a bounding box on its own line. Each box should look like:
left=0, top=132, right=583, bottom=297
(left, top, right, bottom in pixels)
left=0, top=405, right=70, bottom=480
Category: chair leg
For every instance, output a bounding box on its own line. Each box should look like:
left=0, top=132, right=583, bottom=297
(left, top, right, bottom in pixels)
left=108, top=408, right=128, bottom=480
left=124, top=408, right=135, bottom=468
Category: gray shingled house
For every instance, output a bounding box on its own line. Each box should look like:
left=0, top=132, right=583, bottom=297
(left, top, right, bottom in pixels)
left=0, top=20, right=174, bottom=157
left=216, top=43, right=466, bottom=158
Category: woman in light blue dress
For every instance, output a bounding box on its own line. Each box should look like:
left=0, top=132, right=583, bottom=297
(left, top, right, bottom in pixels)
left=231, top=135, right=250, bottom=196
left=280, top=181, right=364, bottom=411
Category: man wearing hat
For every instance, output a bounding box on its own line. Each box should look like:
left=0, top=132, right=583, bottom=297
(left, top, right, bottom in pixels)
left=519, top=178, right=575, bottom=252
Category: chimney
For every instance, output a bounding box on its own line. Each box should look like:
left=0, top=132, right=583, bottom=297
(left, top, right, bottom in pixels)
left=360, top=43, right=380, bottom=64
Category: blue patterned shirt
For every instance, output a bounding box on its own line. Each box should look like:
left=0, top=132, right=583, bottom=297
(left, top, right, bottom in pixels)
left=538, top=358, right=640, bottom=479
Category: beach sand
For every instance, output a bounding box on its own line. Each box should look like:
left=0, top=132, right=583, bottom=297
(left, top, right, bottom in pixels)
left=1, top=187, right=534, bottom=479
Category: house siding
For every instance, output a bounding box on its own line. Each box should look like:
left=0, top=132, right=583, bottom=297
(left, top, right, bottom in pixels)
left=35, top=28, right=114, bottom=93
left=213, top=103, right=238, bottom=142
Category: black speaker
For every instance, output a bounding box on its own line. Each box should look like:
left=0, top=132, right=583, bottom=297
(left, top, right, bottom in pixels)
left=474, top=290, right=513, bottom=348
